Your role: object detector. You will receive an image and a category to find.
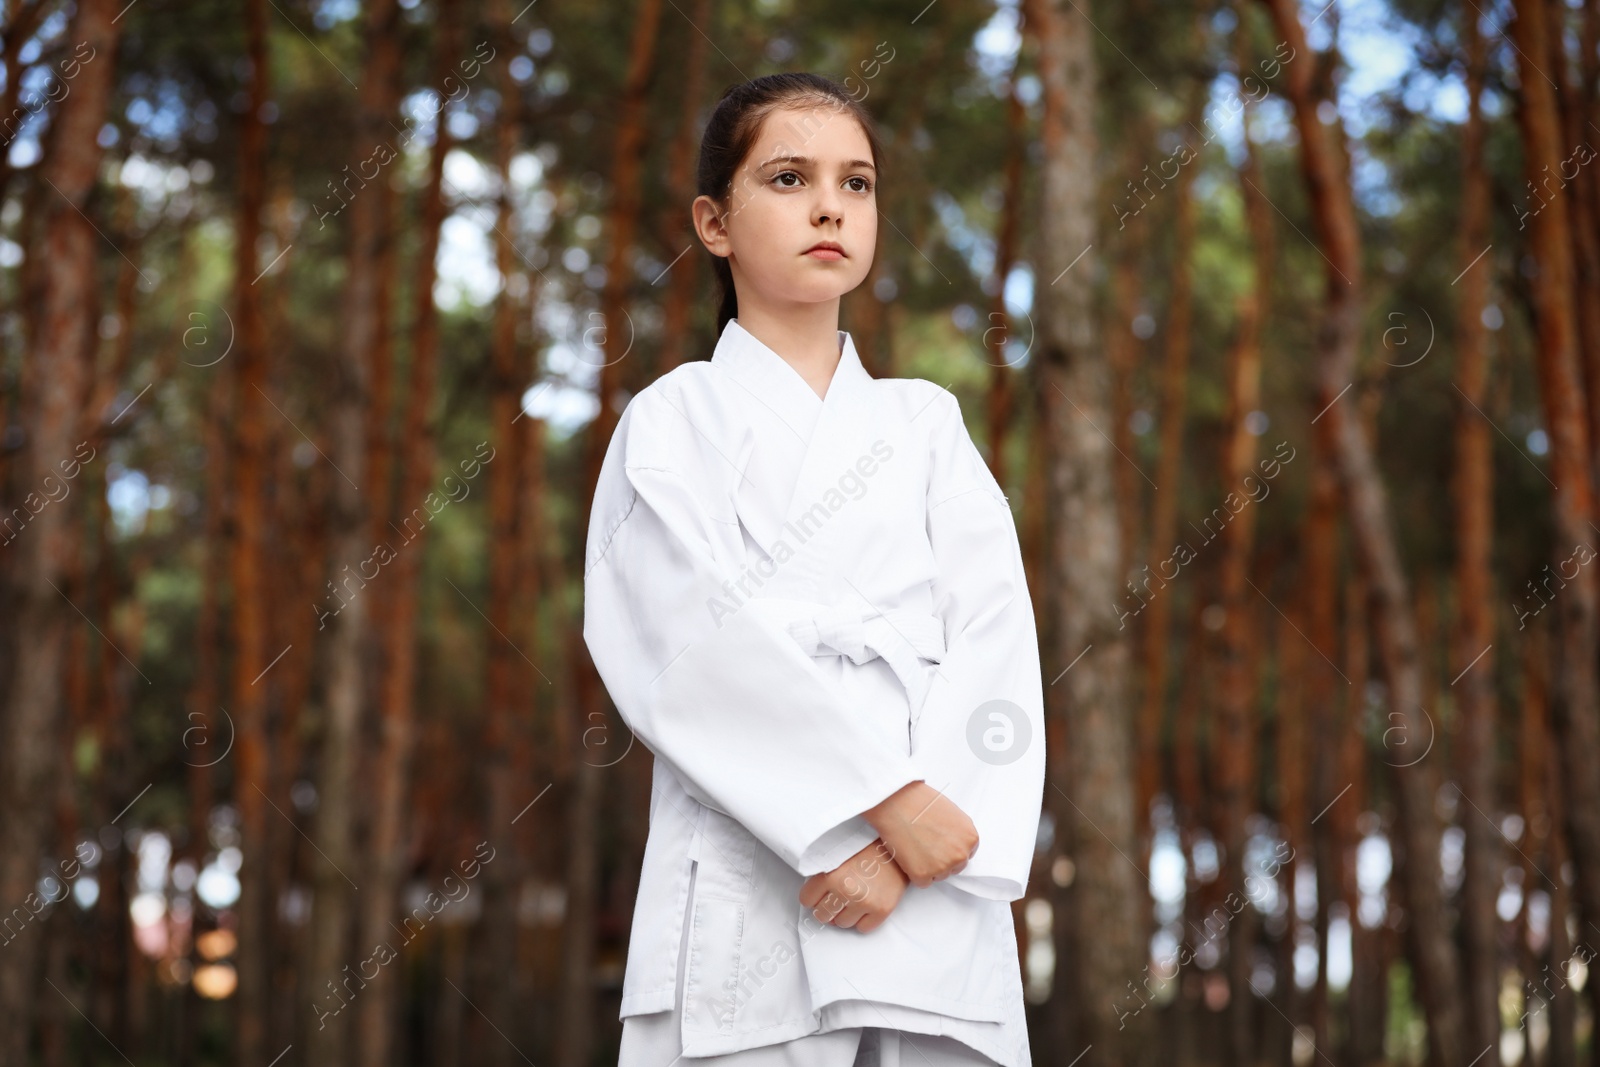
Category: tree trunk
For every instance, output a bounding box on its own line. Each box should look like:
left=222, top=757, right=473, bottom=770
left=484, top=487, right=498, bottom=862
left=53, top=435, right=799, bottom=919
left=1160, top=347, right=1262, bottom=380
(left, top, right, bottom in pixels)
left=985, top=72, right=1026, bottom=488
left=1302, top=408, right=1343, bottom=1063
left=513, top=397, right=550, bottom=899
left=355, top=4, right=459, bottom=1064
left=1032, top=0, right=1145, bottom=1063
left=1452, top=7, right=1501, bottom=1064
left=1216, top=55, right=1271, bottom=1060
left=1548, top=0, right=1600, bottom=489
left=561, top=3, right=664, bottom=1063
left=1507, top=15, right=1600, bottom=1061
left=1260, top=1, right=1469, bottom=1061
left=306, top=0, right=401, bottom=1061
left=262, top=256, right=321, bottom=1046
left=0, top=0, right=121, bottom=1060
left=1542, top=756, right=1578, bottom=1067
left=1106, top=241, right=1142, bottom=623
left=1215, top=287, right=1265, bottom=1067
left=1339, top=568, right=1384, bottom=1067
left=1112, top=114, right=1157, bottom=839
left=474, top=2, right=530, bottom=1060
left=1135, top=109, right=1198, bottom=853
left=227, top=2, right=276, bottom=1062
left=558, top=682, right=604, bottom=1067
left=82, top=234, right=140, bottom=1053
left=1272, top=579, right=1309, bottom=1067
left=1518, top=624, right=1577, bottom=1067
left=651, top=0, right=711, bottom=378
left=1515, top=627, right=1543, bottom=1063
left=589, top=0, right=663, bottom=445
left=1172, top=596, right=1214, bottom=1067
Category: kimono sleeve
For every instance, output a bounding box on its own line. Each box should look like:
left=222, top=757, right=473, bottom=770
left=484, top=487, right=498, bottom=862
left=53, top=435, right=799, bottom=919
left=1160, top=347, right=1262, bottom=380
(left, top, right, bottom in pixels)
left=910, top=389, right=1047, bottom=902
left=583, top=384, right=923, bottom=878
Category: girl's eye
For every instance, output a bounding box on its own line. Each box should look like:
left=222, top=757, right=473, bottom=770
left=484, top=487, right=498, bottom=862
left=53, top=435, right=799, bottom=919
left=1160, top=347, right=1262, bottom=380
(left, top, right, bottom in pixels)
left=769, top=171, right=873, bottom=192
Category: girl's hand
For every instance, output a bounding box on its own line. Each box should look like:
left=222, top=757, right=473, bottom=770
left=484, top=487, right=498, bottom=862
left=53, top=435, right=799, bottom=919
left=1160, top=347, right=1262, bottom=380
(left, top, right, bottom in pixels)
left=860, top=780, right=979, bottom=888
left=798, top=839, right=908, bottom=933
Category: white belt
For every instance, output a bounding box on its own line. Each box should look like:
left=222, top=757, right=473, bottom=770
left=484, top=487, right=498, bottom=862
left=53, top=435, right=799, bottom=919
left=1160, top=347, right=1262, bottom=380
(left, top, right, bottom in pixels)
left=752, top=598, right=947, bottom=714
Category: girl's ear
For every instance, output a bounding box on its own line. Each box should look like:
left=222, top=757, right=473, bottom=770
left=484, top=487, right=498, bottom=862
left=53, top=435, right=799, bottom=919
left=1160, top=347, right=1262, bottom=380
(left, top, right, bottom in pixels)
left=692, top=194, right=732, bottom=259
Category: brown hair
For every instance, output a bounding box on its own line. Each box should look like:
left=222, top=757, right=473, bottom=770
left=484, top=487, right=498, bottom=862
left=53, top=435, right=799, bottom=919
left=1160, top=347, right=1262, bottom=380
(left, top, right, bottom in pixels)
left=695, top=73, right=884, bottom=337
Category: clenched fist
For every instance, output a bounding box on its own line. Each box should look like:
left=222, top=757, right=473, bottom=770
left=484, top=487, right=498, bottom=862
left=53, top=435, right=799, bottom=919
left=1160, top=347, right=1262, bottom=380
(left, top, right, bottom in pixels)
left=798, top=839, right=908, bottom=934
left=861, top=780, right=978, bottom=888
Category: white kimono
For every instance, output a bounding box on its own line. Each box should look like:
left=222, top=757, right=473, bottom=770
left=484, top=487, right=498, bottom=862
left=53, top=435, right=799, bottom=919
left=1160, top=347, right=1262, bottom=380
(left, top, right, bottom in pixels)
left=583, top=319, right=1045, bottom=1066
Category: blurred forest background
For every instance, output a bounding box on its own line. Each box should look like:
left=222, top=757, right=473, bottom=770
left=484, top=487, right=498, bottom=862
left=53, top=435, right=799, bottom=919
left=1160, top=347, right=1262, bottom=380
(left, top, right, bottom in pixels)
left=1, top=0, right=1597, bottom=1064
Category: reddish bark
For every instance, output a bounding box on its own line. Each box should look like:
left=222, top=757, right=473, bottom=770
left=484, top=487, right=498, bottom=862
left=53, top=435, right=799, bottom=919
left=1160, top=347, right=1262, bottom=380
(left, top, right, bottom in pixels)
left=563, top=3, right=663, bottom=1063
left=1514, top=624, right=1548, bottom=982
left=514, top=401, right=551, bottom=868
left=985, top=74, right=1027, bottom=489
left=1452, top=8, right=1501, bottom=1062
left=1112, top=125, right=1155, bottom=835
left=355, top=4, right=460, bottom=1063
left=227, top=0, right=275, bottom=1060
left=653, top=0, right=712, bottom=378
left=1261, top=0, right=1470, bottom=1059
left=474, top=3, right=531, bottom=1060
left=1548, top=0, right=1600, bottom=487
left=305, top=0, right=403, bottom=1062
left=1106, top=245, right=1141, bottom=610
left=1508, top=3, right=1600, bottom=1029
left=1135, top=117, right=1198, bottom=848
left=1301, top=406, right=1342, bottom=1060
left=0, top=0, right=122, bottom=1058
left=1272, top=575, right=1309, bottom=1066
left=587, top=0, right=663, bottom=463
left=1214, top=35, right=1277, bottom=1053
left=1214, top=219, right=1266, bottom=1067
left=1522, top=619, right=1578, bottom=1062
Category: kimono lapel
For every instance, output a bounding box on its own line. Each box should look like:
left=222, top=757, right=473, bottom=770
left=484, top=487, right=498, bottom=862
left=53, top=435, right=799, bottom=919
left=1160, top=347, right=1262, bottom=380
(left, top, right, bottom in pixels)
left=709, top=320, right=876, bottom=566
left=778, top=334, right=875, bottom=535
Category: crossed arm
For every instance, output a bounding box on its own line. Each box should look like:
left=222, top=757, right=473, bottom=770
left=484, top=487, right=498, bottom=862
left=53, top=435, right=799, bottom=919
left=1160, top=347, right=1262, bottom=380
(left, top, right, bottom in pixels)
left=585, top=386, right=1041, bottom=932
left=798, top=780, right=981, bottom=934
left=800, top=390, right=1040, bottom=931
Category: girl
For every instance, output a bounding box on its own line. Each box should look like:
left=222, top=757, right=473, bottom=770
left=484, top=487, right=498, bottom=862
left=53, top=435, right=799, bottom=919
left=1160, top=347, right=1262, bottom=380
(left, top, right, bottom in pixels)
left=584, top=73, right=1045, bottom=1067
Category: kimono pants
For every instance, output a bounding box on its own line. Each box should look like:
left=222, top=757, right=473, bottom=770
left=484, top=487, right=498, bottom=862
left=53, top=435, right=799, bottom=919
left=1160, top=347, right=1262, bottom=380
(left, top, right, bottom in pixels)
left=617, top=861, right=999, bottom=1067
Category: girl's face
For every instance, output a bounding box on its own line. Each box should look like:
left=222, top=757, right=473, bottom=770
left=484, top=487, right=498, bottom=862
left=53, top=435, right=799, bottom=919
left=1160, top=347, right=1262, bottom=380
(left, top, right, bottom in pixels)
left=693, top=103, right=878, bottom=314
